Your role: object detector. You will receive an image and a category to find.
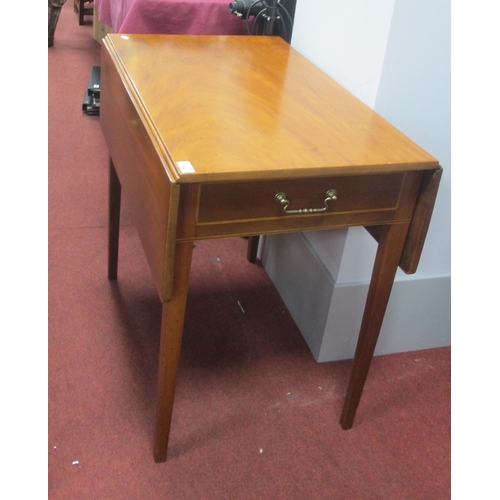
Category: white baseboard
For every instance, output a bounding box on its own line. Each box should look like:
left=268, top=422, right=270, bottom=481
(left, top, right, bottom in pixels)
left=261, top=233, right=451, bottom=362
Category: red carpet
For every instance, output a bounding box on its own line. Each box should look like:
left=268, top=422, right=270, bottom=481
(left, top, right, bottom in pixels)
left=48, top=5, right=450, bottom=498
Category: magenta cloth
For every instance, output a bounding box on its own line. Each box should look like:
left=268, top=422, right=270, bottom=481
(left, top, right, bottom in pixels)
left=94, top=0, right=248, bottom=35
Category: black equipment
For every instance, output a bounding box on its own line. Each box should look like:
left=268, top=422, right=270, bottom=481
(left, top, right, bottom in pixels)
left=82, top=65, right=100, bottom=116
left=228, top=0, right=295, bottom=43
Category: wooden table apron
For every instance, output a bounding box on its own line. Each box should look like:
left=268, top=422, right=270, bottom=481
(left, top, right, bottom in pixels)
left=99, top=34, right=441, bottom=463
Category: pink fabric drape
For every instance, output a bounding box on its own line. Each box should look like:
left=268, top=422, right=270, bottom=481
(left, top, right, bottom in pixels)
left=94, top=0, right=248, bottom=35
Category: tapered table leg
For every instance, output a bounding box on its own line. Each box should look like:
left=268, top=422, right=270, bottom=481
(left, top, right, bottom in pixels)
left=108, top=159, right=121, bottom=280
left=340, top=222, right=411, bottom=430
left=154, top=241, right=194, bottom=463
left=246, top=236, right=260, bottom=263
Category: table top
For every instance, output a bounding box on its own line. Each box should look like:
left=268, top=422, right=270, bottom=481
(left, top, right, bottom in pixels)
left=103, top=34, right=438, bottom=184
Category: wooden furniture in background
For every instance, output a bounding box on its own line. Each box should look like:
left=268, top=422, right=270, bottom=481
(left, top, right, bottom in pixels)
left=92, top=5, right=113, bottom=44
left=99, top=34, right=441, bottom=463
left=74, top=0, right=93, bottom=25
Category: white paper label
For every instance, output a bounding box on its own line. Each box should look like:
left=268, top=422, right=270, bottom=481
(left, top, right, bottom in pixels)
left=177, top=161, right=196, bottom=174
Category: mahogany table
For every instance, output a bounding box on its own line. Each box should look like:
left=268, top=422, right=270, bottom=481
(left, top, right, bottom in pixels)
left=99, top=34, right=442, bottom=463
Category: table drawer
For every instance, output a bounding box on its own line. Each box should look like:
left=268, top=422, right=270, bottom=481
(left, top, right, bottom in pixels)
left=197, top=173, right=405, bottom=224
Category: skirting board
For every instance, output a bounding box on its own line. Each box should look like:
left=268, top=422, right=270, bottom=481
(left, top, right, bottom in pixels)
left=261, top=232, right=451, bottom=362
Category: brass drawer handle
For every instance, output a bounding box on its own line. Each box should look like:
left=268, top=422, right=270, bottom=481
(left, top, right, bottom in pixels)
left=274, top=189, right=337, bottom=215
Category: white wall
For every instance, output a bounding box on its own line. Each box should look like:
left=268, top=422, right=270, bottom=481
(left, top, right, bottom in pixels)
left=261, top=0, right=451, bottom=361
left=374, top=0, right=451, bottom=278
left=291, top=0, right=396, bottom=108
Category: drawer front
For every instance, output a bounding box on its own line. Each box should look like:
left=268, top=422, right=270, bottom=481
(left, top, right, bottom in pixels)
left=197, top=173, right=405, bottom=224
